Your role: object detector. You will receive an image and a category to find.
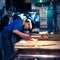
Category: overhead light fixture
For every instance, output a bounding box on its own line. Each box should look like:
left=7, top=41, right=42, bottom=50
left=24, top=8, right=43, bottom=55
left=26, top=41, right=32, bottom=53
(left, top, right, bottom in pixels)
left=37, top=0, right=51, bottom=3
left=35, top=2, right=50, bottom=7
left=30, top=0, right=51, bottom=3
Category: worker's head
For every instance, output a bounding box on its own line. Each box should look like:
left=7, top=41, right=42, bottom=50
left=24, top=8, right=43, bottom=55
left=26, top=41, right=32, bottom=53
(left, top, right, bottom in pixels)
left=23, top=19, right=32, bottom=30
left=7, top=9, right=12, bottom=17
left=23, top=20, right=30, bottom=30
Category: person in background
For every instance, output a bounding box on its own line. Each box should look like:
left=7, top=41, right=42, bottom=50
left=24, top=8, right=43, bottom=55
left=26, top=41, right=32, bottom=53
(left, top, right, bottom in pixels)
left=2, top=17, right=32, bottom=60
left=1, top=8, right=18, bottom=31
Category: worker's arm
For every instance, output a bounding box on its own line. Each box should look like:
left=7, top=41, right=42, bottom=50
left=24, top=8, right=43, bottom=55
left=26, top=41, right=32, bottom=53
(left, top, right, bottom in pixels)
left=13, top=30, right=31, bottom=40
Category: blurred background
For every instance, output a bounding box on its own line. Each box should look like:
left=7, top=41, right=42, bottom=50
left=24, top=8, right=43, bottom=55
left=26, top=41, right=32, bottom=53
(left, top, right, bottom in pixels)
left=0, top=0, right=60, bottom=34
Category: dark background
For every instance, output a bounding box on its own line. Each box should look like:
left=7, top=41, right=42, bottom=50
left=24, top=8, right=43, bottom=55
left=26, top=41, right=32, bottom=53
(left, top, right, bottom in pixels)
left=6, top=0, right=31, bottom=13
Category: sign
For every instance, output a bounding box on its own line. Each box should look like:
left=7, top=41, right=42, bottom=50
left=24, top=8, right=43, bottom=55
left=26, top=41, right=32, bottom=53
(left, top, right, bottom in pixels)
left=40, top=18, right=47, bottom=28
left=40, top=7, right=47, bottom=28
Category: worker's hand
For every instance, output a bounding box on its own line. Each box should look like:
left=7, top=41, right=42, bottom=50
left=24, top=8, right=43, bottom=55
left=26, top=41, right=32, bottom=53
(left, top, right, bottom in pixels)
left=21, top=34, right=32, bottom=40
left=13, top=30, right=32, bottom=40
